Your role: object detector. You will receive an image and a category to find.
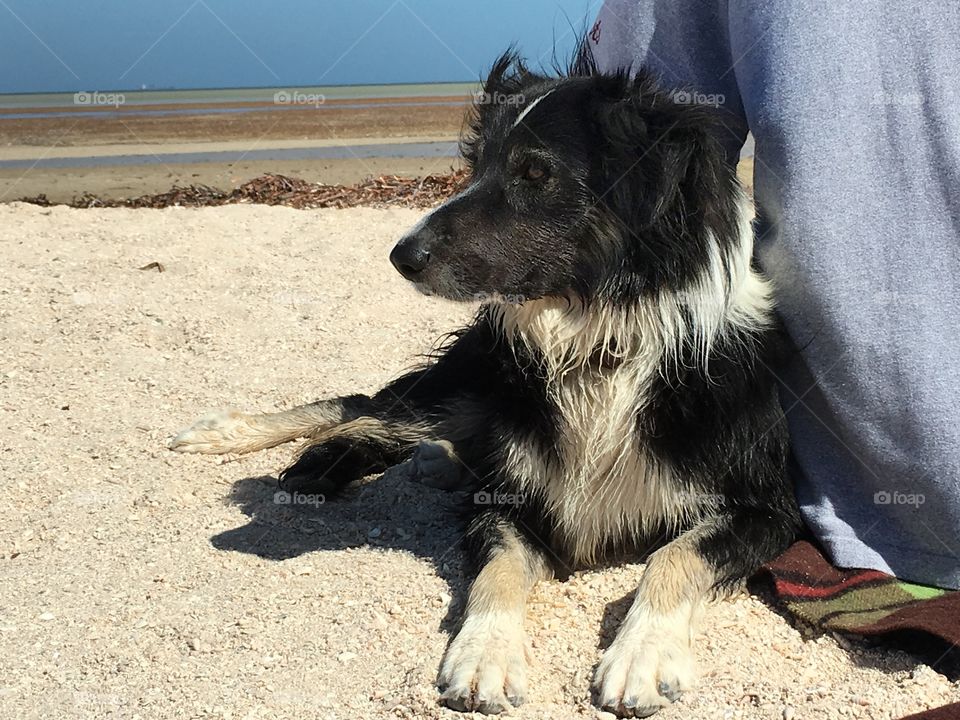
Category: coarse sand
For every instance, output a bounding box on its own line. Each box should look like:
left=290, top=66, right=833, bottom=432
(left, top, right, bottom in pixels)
left=1, top=203, right=957, bottom=720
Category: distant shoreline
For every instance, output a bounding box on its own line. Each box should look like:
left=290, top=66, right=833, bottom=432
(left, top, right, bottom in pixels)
left=0, top=92, right=469, bottom=149
left=0, top=98, right=471, bottom=122
left=0, top=82, right=480, bottom=110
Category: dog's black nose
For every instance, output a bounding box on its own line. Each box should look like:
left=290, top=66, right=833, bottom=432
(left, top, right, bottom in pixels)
left=390, top=237, right=431, bottom=279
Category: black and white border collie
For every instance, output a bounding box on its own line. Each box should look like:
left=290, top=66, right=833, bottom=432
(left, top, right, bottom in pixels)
left=172, top=51, right=800, bottom=717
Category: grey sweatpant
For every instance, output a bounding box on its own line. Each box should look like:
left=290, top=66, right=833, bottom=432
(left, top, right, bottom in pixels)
left=591, top=0, right=960, bottom=588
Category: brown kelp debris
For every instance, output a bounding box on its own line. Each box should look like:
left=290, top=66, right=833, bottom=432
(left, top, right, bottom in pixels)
left=17, top=171, right=469, bottom=210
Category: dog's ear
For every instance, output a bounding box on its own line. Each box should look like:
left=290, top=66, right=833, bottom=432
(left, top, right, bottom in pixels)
left=480, top=50, right=544, bottom=101
left=590, top=74, right=661, bottom=234
left=462, top=51, right=546, bottom=169
left=592, top=72, right=735, bottom=237
left=483, top=50, right=525, bottom=97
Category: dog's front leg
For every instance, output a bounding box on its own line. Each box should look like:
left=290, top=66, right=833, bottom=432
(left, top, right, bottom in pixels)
left=593, top=530, right=709, bottom=718
left=439, top=515, right=552, bottom=714
left=169, top=394, right=374, bottom=455
left=594, top=508, right=797, bottom=717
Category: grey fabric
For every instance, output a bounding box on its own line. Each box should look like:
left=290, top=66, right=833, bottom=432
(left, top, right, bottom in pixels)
left=591, top=0, right=960, bottom=588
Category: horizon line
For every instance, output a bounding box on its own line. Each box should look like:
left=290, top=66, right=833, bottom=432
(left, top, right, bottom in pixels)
left=0, top=78, right=484, bottom=98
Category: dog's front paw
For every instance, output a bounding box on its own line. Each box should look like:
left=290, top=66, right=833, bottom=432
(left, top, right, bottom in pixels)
left=279, top=436, right=383, bottom=497
left=593, top=614, right=695, bottom=717
left=438, top=614, right=528, bottom=714
left=169, top=409, right=256, bottom=454
left=411, top=439, right=464, bottom=490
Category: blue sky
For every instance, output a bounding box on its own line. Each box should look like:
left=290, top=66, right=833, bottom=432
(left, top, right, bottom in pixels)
left=0, top=0, right=601, bottom=94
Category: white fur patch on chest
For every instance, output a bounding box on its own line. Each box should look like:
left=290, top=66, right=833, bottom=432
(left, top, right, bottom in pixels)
left=493, top=298, right=699, bottom=564
left=504, top=357, right=693, bottom=565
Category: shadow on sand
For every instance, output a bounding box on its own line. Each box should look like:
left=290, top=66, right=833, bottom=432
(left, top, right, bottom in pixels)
left=210, top=462, right=471, bottom=633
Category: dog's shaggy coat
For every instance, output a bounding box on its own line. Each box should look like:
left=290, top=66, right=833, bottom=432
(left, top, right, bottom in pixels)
left=172, top=51, right=800, bottom=718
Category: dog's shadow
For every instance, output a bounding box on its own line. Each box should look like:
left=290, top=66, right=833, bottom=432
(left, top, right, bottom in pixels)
left=211, top=461, right=471, bottom=633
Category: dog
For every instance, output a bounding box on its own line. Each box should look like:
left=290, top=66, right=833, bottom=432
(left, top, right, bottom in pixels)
left=170, top=50, right=801, bottom=717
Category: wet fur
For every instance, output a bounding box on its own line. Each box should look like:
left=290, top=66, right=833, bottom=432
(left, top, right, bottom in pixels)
left=172, top=49, right=800, bottom=717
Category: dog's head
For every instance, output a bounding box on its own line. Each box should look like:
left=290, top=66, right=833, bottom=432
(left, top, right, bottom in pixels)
left=390, top=50, right=741, bottom=305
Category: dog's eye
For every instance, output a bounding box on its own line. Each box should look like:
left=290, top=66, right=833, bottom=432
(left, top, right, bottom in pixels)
left=522, top=163, right=548, bottom=183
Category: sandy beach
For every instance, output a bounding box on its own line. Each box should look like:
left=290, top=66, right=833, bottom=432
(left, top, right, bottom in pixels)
left=0, top=201, right=956, bottom=719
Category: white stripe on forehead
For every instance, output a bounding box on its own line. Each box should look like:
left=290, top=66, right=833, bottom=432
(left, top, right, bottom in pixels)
left=511, top=88, right=557, bottom=129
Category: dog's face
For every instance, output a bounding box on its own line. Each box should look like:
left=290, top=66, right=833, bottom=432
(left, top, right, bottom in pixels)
left=390, top=53, right=735, bottom=305
left=390, top=70, right=596, bottom=303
